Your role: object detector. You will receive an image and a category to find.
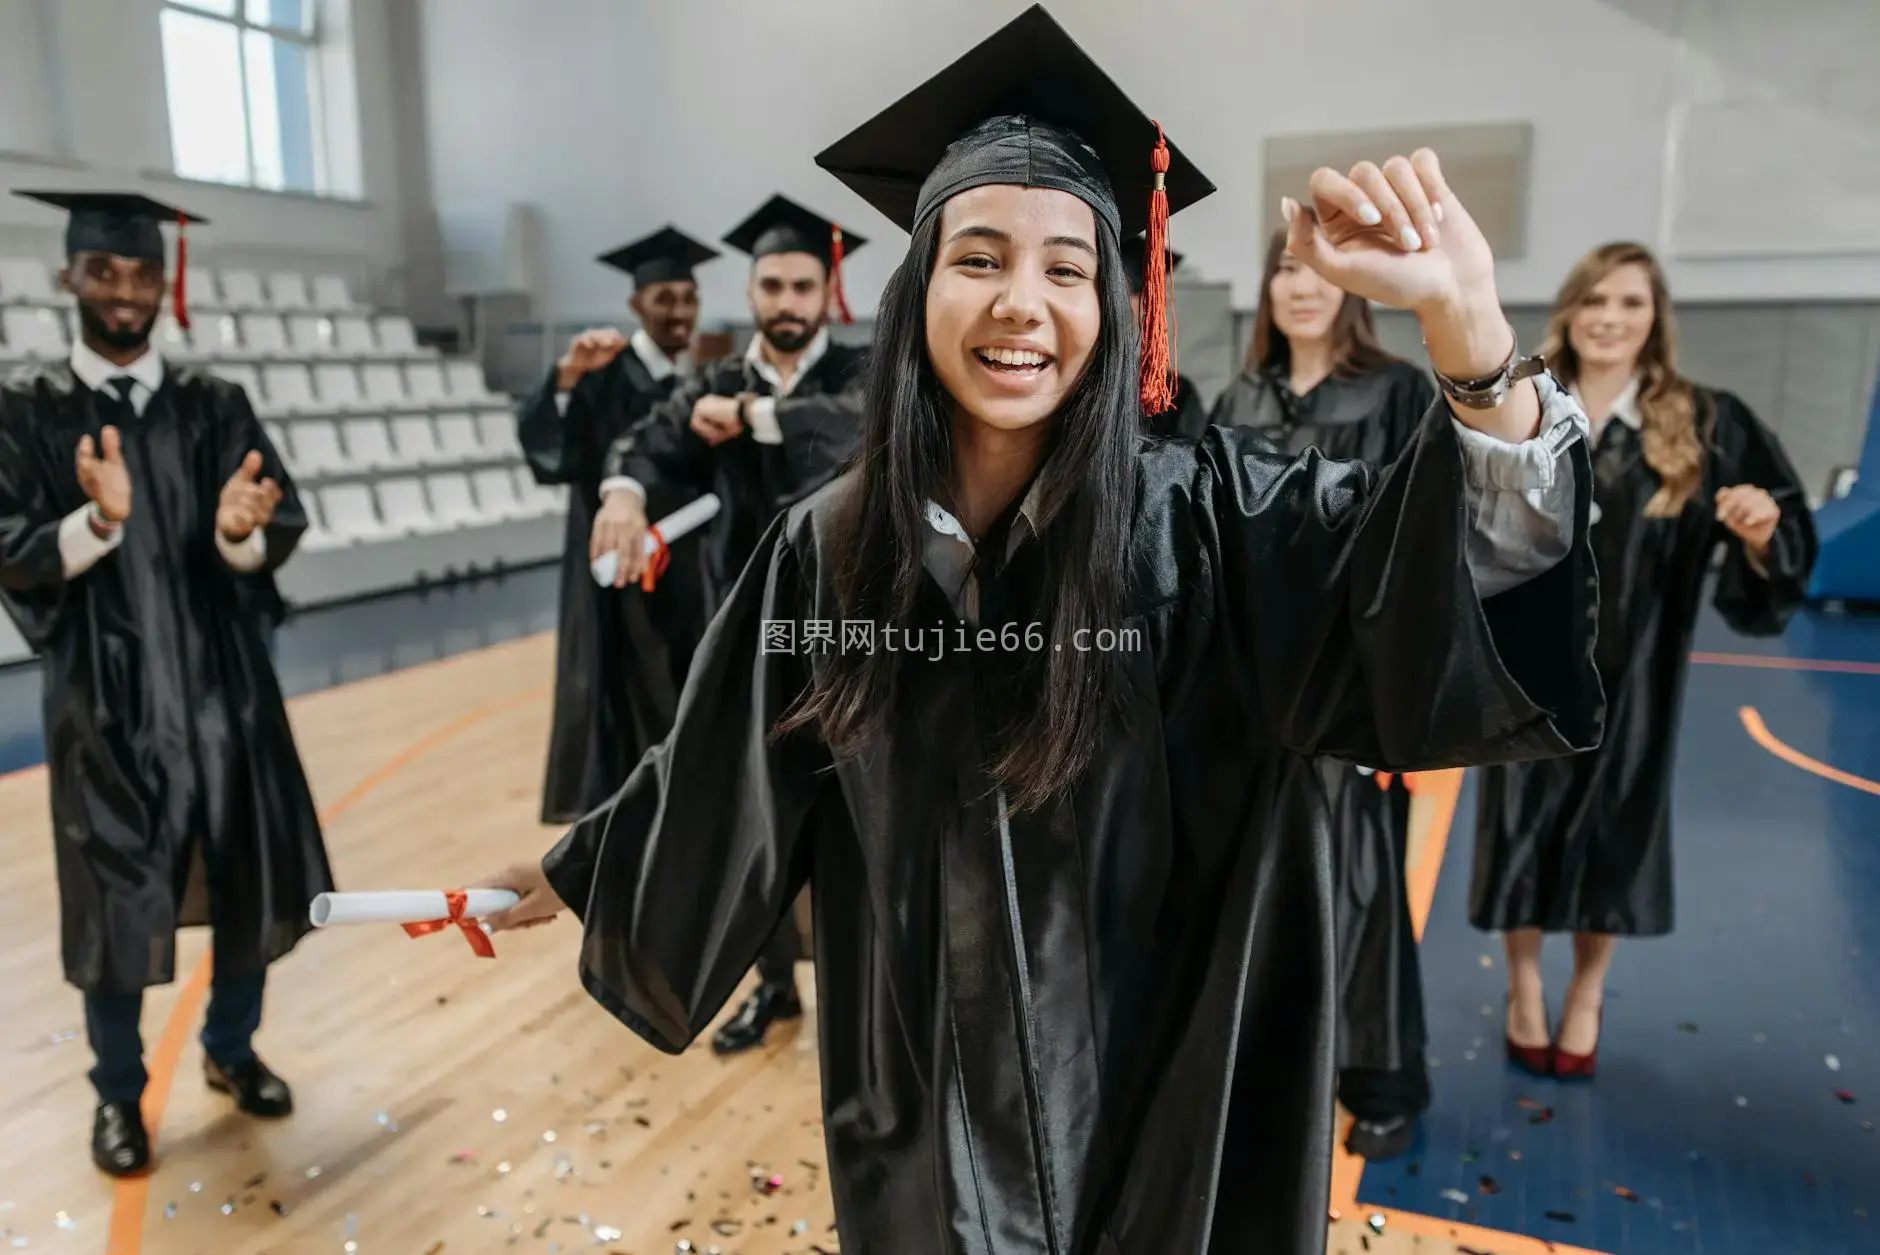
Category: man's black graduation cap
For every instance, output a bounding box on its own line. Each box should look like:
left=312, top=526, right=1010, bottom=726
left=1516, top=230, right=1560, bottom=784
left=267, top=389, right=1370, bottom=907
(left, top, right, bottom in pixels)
left=597, top=225, right=720, bottom=289
left=1121, top=236, right=1185, bottom=295
left=722, top=194, right=866, bottom=323
left=812, top=3, right=1215, bottom=410
left=13, top=190, right=207, bottom=328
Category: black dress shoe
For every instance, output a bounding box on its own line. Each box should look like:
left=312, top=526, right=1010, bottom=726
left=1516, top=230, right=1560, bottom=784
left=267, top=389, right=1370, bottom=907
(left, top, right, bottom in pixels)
left=92, top=1101, right=151, bottom=1177
left=711, top=980, right=803, bottom=1055
left=205, top=1055, right=295, bottom=1118
left=1345, top=1114, right=1417, bottom=1161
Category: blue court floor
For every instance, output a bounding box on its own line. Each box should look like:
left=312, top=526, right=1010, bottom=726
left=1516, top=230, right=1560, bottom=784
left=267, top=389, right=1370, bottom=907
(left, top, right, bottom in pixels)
left=1358, top=604, right=1880, bottom=1254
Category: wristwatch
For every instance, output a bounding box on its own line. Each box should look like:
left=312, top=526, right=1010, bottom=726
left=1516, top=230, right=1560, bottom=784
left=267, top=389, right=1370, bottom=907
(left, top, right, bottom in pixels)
left=1430, top=331, right=1546, bottom=410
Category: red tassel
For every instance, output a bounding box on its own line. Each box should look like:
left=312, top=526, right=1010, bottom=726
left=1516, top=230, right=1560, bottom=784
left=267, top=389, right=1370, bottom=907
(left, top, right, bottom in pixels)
left=172, top=210, right=191, bottom=331
left=1138, top=122, right=1173, bottom=415
left=829, top=224, right=854, bottom=325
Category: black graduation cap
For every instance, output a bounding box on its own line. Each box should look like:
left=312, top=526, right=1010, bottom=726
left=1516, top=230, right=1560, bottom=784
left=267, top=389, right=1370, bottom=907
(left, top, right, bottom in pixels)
left=13, top=190, right=206, bottom=328
left=811, top=4, right=1214, bottom=410
left=1121, top=236, right=1184, bottom=294
left=596, top=225, right=720, bottom=289
left=722, top=194, right=867, bottom=323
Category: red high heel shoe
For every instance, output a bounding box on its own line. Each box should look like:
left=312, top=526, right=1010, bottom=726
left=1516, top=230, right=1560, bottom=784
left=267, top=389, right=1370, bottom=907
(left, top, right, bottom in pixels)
left=1505, top=997, right=1553, bottom=1078
left=1552, top=1008, right=1602, bottom=1080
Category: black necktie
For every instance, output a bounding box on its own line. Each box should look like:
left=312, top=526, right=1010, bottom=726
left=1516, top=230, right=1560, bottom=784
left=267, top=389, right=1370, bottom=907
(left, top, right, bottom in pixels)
left=105, top=375, right=137, bottom=411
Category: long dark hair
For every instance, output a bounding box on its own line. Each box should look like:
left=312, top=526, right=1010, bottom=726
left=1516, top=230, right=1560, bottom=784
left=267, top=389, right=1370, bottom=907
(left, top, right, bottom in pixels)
left=778, top=205, right=1140, bottom=813
left=1246, top=229, right=1395, bottom=377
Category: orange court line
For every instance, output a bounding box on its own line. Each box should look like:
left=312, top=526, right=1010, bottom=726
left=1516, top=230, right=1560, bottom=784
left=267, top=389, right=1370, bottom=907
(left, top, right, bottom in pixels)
left=105, top=683, right=551, bottom=1254
left=1739, top=705, right=1880, bottom=796
left=1692, top=650, right=1880, bottom=677
left=1327, top=767, right=1616, bottom=1255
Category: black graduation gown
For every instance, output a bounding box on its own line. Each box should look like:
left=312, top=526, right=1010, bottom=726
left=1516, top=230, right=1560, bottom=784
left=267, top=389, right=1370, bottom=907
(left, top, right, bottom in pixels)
left=0, top=365, right=332, bottom=995
left=1210, top=359, right=1435, bottom=1083
left=1142, top=372, right=1207, bottom=439
left=518, top=351, right=708, bottom=825
left=1471, top=388, right=1817, bottom=936
left=603, top=341, right=868, bottom=602
left=540, top=399, right=1602, bottom=1255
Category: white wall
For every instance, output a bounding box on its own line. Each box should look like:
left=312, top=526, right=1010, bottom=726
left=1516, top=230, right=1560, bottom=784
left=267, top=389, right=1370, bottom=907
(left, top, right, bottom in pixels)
left=415, top=0, right=1880, bottom=325
left=0, top=0, right=421, bottom=305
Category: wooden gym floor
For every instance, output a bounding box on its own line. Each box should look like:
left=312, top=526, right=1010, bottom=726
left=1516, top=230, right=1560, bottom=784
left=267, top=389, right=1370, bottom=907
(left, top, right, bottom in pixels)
left=0, top=631, right=1531, bottom=1255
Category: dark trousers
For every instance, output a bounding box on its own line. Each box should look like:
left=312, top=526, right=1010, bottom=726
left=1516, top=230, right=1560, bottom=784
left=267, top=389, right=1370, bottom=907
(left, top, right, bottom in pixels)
left=84, top=959, right=266, bottom=1106
left=1340, top=1062, right=1431, bottom=1124
left=755, top=917, right=803, bottom=988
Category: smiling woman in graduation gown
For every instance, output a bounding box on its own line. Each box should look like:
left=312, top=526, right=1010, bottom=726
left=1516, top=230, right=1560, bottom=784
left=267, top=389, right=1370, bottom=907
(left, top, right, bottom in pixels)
left=0, top=366, right=331, bottom=996
left=1470, top=242, right=1816, bottom=1077
left=517, top=229, right=720, bottom=824
left=473, top=9, right=1603, bottom=1253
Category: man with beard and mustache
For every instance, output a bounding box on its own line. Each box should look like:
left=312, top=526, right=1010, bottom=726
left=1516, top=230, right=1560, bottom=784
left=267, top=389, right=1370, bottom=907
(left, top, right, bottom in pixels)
left=589, top=194, right=869, bottom=1055
left=0, top=191, right=332, bottom=1178
left=518, top=226, right=722, bottom=825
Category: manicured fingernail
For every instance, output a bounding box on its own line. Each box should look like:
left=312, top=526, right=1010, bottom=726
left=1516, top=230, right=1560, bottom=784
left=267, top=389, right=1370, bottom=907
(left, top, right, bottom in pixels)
left=1421, top=220, right=1439, bottom=247
left=1400, top=225, right=1423, bottom=250
left=1433, top=202, right=1446, bottom=223
left=1358, top=202, right=1382, bottom=226
left=1279, top=196, right=1297, bottom=223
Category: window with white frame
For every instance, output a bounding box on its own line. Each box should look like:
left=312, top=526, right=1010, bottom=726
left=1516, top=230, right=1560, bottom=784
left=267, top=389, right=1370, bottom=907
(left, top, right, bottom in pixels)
left=159, top=0, right=328, bottom=194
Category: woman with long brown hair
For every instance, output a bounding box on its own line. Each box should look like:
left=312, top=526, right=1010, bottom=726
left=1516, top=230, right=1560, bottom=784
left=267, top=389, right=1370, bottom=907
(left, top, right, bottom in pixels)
left=1212, top=229, right=1443, bottom=1162
left=1472, top=240, right=1818, bottom=1080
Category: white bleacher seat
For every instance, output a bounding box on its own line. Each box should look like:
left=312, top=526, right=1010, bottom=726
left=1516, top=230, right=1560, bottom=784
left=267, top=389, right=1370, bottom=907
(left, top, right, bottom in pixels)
left=405, top=361, right=449, bottom=406
left=287, top=421, right=351, bottom=477
left=426, top=472, right=482, bottom=528
left=433, top=413, right=484, bottom=463
left=373, top=477, right=445, bottom=536
left=312, top=362, right=371, bottom=413
left=360, top=362, right=408, bottom=409
left=333, top=315, right=376, bottom=354
left=297, top=492, right=347, bottom=551
left=267, top=272, right=312, bottom=310
left=375, top=315, right=421, bottom=357
left=239, top=313, right=291, bottom=359
left=476, top=412, right=523, bottom=459
left=320, top=483, right=395, bottom=542
left=444, top=359, right=498, bottom=403
left=0, top=257, right=57, bottom=304
left=265, top=422, right=290, bottom=454
left=151, top=316, right=194, bottom=361
left=310, top=275, right=356, bottom=311
left=191, top=313, right=244, bottom=359
left=389, top=415, right=443, bottom=466
left=340, top=417, right=398, bottom=470
left=1, top=306, right=68, bottom=360
left=260, top=364, right=317, bottom=416
left=472, top=467, right=530, bottom=520
left=512, top=466, right=567, bottom=516
left=185, top=266, right=222, bottom=310
left=210, top=362, right=264, bottom=402
left=219, top=270, right=267, bottom=310
left=287, top=314, right=335, bottom=355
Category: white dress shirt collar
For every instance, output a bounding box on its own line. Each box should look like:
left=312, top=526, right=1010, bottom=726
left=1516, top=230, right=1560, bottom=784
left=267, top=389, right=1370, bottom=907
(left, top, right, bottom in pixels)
left=630, top=328, right=688, bottom=382
left=745, top=326, right=829, bottom=397
left=1573, top=374, right=1642, bottom=434
left=71, top=338, right=165, bottom=412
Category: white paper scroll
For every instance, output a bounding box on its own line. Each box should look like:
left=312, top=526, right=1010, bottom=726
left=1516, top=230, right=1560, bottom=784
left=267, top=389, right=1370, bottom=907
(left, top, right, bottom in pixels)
left=308, top=890, right=519, bottom=928
left=591, top=492, right=722, bottom=586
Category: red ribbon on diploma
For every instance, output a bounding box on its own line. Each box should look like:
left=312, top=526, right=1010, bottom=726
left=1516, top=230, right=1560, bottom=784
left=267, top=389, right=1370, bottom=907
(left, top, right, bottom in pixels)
left=639, top=526, right=672, bottom=592
left=402, top=889, right=496, bottom=958
left=1372, top=771, right=1430, bottom=795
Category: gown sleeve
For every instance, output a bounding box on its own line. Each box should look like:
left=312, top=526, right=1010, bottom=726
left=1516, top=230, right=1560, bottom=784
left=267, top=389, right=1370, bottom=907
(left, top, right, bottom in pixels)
left=602, top=371, right=716, bottom=500
left=0, top=387, right=79, bottom=648
left=219, top=380, right=307, bottom=572
left=1204, top=371, right=1602, bottom=771
left=757, top=372, right=866, bottom=509
left=1207, top=371, right=1261, bottom=429
left=541, top=512, right=833, bottom=1052
left=1706, top=390, right=1819, bottom=636
left=517, top=365, right=585, bottom=486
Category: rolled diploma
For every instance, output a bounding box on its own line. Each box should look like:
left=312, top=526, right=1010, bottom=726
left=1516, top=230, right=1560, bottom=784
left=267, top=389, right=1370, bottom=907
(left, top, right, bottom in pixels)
left=591, top=492, right=722, bottom=586
left=309, top=890, right=519, bottom=928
